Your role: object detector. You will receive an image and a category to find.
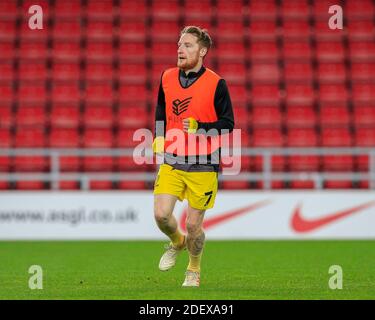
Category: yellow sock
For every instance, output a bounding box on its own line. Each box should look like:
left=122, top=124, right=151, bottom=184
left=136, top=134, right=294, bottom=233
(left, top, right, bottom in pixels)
left=187, top=252, right=202, bottom=272
left=169, top=230, right=185, bottom=248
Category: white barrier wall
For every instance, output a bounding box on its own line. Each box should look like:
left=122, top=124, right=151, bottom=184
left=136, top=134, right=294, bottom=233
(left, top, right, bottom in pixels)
left=0, top=191, right=374, bottom=240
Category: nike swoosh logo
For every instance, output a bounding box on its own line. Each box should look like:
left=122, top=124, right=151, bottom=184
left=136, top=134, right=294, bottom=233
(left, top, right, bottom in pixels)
left=179, top=199, right=272, bottom=232
left=291, top=201, right=375, bottom=233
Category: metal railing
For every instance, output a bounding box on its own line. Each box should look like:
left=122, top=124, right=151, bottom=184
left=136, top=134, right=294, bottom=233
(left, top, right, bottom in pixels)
left=0, top=148, right=374, bottom=190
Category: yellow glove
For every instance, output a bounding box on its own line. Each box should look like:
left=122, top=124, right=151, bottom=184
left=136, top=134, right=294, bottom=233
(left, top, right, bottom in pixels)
left=187, top=117, right=198, bottom=134
left=152, top=136, right=165, bottom=153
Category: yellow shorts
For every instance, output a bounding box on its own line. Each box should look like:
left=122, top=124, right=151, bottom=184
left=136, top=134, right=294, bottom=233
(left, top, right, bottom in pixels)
left=153, top=164, right=218, bottom=210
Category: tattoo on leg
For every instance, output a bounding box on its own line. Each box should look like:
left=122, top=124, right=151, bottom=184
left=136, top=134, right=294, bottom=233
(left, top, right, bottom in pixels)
left=187, top=231, right=205, bottom=256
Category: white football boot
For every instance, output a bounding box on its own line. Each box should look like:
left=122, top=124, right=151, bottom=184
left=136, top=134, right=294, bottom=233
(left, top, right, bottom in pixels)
left=158, top=237, right=186, bottom=271
left=182, top=270, right=200, bottom=287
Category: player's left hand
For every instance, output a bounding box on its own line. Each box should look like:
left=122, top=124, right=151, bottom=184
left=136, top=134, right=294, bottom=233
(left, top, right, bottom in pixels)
left=183, top=117, right=198, bottom=134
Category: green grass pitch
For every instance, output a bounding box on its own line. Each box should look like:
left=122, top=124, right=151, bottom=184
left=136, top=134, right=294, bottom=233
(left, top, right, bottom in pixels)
left=0, top=240, right=373, bottom=300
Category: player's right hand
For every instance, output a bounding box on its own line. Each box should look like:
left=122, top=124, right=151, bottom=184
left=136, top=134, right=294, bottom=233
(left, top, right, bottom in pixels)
left=152, top=136, right=165, bottom=153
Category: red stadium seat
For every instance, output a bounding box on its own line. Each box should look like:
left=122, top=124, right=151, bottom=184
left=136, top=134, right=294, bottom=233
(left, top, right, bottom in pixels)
left=85, top=62, right=113, bottom=81
left=86, top=21, right=114, bottom=40
left=324, top=180, right=353, bottom=189
left=351, top=63, right=375, bottom=81
left=286, top=106, right=317, bottom=127
left=0, top=42, right=14, bottom=60
left=0, top=84, right=13, bottom=102
left=117, top=128, right=141, bottom=148
left=118, top=63, right=147, bottom=84
left=282, top=20, right=311, bottom=39
left=0, top=128, right=12, bottom=148
left=59, top=181, right=80, bottom=190
left=19, top=60, right=48, bottom=80
left=14, top=156, right=49, bottom=172
left=281, top=0, right=310, bottom=18
left=217, top=0, right=247, bottom=19
left=15, top=128, right=46, bottom=147
left=85, top=83, right=114, bottom=103
left=0, top=181, right=9, bottom=190
left=252, top=106, right=282, bottom=127
left=352, top=84, right=375, bottom=103
left=346, top=0, right=375, bottom=18
left=52, top=62, right=80, bottom=81
left=346, top=20, right=375, bottom=40
left=321, top=128, right=352, bottom=146
left=355, top=128, right=375, bottom=146
left=319, top=106, right=350, bottom=127
left=86, top=0, right=115, bottom=19
left=323, top=155, right=354, bottom=172
left=18, top=83, right=47, bottom=103
left=119, top=85, right=148, bottom=103
left=216, top=41, right=245, bottom=62
left=83, top=106, right=114, bottom=128
left=286, top=84, right=314, bottom=105
left=83, top=156, right=114, bottom=172
left=19, top=40, right=48, bottom=59
left=349, top=41, right=375, bottom=61
left=317, top=63, right=346, bottom=83
left=250, top=41, right=278, bottom=61
left=233, top=106, right=249, bottom=130
left=118, top=181, right=146, bottom=190
left=284, top=62, right=313, bottom=82
left=229, top=84, right=249, bottom=104
left=117, top=106, right=148, bottom=128
left=119, top=20, right=147, bottom=41
left=184, top=0, right=212, bottom=20
left=353, top=106, right=375, bottom=127
left=0, top=105, right=13, bottom=128
left=319, top=84, right=348, bottom=103
left=249, top=21, right=277, bottom=40
left=54, top=1, right=82, bottom=18
left=0, top=63, right=14, bottom=81
left=49, top=128, right=80, bottom=148
left=252, top=129, right=285, bottom=173
left=19, top=18, right=48, bottom=40
left=16, top=181, right=46, bottom=190
left=249, top=0, right=277, bottom=19
left=217, top=63, right=246, bottom=84
left=52, top=83, right=80, bottom=103
left=222, top=181, right=249, bottom=190
left=314, top=20, right=344, bottom=40
left=85, top=41, right=113, bottom=61
left=316, top=41, right=345, bottom=61
left=152, top=21, right=180, bottom=41
left=151, top=42, right=176, bottom=61
left=152, top=0, right=180, bottom=20
left=83, top=129, right=113, bottom=148
left=283, top=41, right=312, bottom=60
left=215, top=21, right=245, bottom=41
left=117, top=156, right=148, bottom=172
left=0, top=1, right=18, bottom=18
left=119, top=0, right=147, bottom=18
left=52, top=41, right=81, bottom=61
left=290, top=180, right=315, bottom=189
left=250, top=62, right=280, bottom=83
left=251, top=85, right=280, bottom=104
left=287, top=128, right=318, bottom=147
left=50, top=105, right=80, bottom=128
left=287, top=128, right=319, bottom=172
left=16, top=106, right=46, bottom=127
left=53, top=20, right=81, bottom=40
left=90, top=181, right=114, bottom=190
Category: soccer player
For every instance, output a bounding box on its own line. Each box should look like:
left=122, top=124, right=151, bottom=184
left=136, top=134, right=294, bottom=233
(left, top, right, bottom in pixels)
left=152, top=26, right=234, bottom=287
